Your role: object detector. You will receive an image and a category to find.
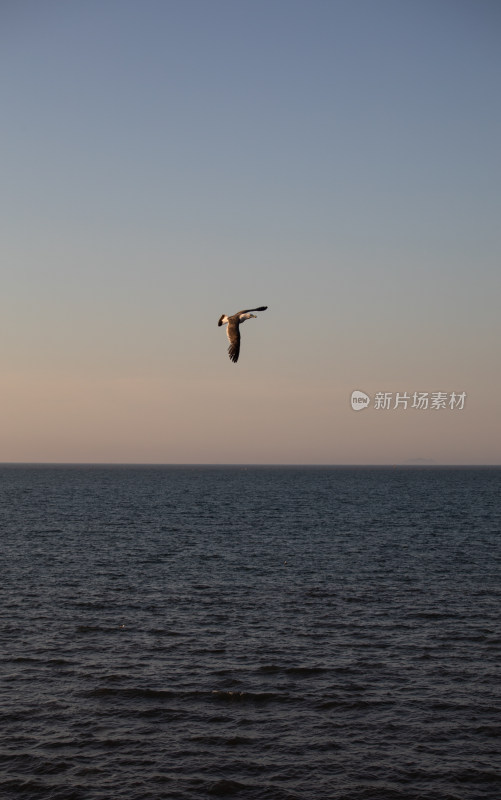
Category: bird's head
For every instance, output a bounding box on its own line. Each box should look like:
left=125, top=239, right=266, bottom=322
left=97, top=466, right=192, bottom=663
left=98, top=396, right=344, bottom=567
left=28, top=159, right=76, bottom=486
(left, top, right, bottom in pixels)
left=250, top=314, right=257, bottom=319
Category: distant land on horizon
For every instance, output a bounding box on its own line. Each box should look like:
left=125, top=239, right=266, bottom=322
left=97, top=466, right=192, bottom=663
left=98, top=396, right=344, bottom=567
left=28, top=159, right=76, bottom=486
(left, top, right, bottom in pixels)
left=403, top=458, right=436, bottom=465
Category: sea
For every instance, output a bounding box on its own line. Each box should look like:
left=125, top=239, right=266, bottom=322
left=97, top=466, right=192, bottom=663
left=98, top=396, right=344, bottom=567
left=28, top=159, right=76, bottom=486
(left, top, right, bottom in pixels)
left=0, top=465, right=499, bottom=800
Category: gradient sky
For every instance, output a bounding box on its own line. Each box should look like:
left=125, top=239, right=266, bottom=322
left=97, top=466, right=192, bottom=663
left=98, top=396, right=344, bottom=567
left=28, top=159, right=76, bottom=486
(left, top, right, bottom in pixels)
left=2, top=0, right=500, bottom=464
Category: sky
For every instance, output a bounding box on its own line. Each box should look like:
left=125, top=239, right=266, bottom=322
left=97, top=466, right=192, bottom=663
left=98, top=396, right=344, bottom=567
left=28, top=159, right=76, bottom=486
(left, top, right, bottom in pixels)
left=1, top=0, right=500, bottom=464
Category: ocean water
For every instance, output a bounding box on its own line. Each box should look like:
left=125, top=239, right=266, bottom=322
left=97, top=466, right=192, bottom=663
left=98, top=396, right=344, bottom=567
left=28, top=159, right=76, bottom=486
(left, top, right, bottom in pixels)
left=0, top=465, right=499, bottom=800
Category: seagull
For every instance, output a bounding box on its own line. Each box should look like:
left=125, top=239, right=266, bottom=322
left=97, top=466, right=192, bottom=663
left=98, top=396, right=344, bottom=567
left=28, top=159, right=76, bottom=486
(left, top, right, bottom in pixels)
left=218, top=306, right=268, bottom=363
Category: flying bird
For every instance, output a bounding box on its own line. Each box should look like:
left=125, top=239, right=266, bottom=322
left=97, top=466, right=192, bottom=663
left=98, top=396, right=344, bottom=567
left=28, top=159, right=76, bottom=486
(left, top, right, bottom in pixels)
left=218, top=306, right=268, bottom=363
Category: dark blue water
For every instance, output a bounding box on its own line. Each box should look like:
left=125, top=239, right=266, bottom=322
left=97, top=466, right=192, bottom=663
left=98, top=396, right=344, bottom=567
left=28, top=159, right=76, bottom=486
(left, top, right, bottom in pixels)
left=0, top=466, right=499, bottom=800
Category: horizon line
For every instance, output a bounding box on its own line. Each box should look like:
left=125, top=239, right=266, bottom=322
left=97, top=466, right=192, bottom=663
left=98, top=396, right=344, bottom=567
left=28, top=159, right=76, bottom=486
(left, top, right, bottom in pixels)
left=0, top=462, right=499, bottom=468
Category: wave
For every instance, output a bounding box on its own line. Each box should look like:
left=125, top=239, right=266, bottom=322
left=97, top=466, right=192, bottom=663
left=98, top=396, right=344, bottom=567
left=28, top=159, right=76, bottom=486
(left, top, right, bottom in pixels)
left=210, top=689, right=284, bottom=704
left=85, top=687, right=177, bottom=699
left=257, top=664, right=327, bottom=677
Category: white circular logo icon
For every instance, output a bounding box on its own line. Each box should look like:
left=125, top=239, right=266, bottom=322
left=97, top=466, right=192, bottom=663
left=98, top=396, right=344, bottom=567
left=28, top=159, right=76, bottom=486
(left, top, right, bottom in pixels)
left=351, top=390, right=370, bottom=411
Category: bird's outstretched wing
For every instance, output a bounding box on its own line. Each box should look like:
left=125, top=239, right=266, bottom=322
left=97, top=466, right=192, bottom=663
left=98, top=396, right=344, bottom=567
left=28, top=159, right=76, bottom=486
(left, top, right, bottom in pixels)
left=234, top=306, right=268, bottom=316
left=226, top=318, right=240, bottom=362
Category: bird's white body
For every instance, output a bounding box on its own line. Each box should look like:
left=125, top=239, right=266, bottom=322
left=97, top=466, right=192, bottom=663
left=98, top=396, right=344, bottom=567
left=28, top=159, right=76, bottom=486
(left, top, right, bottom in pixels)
left=220, top=313, right=255, bottom=327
